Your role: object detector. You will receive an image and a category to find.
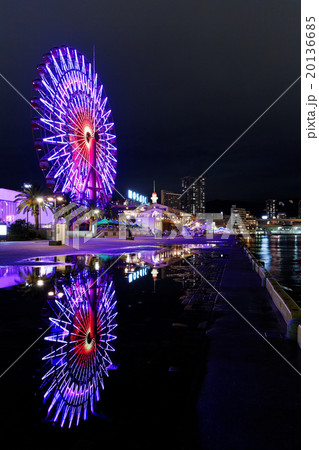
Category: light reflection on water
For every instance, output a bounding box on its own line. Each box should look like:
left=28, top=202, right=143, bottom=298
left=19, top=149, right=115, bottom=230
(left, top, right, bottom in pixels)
left=42, top=266, right=117, bottom=428
left=248, top=235, right=301, bottom=304
left=0, top=244, right=218, bottom=428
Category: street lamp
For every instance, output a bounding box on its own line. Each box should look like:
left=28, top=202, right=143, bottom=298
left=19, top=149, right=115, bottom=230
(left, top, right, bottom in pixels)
left=37, top=197, right=44, bottom=229
left=47, top=194, right=64, bottom=244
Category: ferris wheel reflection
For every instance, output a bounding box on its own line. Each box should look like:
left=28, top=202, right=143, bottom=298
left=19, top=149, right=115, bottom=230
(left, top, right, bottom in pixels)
left=41, top=267, right=117, bottom=428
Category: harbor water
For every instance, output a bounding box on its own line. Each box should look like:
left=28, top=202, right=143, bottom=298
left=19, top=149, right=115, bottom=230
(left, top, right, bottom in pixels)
left=247, top=235, right=301, bottom=305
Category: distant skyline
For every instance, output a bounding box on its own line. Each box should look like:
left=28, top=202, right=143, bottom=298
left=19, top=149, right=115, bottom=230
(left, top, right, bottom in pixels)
left=0, top=1, right=300, bottom=202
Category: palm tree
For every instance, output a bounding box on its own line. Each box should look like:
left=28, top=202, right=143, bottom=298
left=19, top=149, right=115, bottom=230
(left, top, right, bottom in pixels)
left=104, top=202, right=117, bottom=220
left=15, top=183, right=53, bottom=230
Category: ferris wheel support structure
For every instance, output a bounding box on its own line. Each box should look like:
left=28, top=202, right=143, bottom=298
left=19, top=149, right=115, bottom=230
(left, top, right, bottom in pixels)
left=88, top=137, right=97, bottom=202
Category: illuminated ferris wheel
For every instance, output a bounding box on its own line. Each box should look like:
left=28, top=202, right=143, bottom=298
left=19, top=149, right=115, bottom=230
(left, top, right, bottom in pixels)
left=42, top=271, right=117, bottom=427
left=31, top=46, right=117, bottom=206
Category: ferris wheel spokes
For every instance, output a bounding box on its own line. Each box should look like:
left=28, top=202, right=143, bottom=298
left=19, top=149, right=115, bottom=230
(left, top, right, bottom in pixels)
left=32, top=45, right=117, bottom=207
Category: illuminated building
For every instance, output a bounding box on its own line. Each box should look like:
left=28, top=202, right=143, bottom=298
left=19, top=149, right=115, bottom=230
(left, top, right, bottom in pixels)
left=266, top=199, right=277, bottom=219
left=0, top=188, right=53, bottom=226
left=160, top=190, right=181, bottom=210
left=230, top=205, right=256, bottom=234
left=151, top=191, right=158, bottom=204
left=121, top=202, right=192, bottom=236
left=181, top=176, right=205, bottom=215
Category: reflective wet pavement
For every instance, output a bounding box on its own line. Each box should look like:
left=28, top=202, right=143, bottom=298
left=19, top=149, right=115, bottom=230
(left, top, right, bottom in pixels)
left=0, top=238, right=300, bottom=449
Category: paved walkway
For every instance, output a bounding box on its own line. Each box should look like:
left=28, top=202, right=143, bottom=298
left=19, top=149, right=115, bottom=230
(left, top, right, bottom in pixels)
left=0, top=236, right=217, bottom=265
left=196, top=242, right=301, bottom=450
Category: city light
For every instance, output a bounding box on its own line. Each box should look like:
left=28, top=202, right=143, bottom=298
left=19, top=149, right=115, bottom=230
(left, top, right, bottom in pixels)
left=128, top=267, right=149, bottom=283
left=128, top=189, right=148, bottom=204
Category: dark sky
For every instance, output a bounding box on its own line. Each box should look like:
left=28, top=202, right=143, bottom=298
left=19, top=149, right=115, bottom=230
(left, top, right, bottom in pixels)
left=0, top=0, right=300, bottom=202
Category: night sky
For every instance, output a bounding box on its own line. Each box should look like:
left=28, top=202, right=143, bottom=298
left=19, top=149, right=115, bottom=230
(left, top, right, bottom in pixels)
left=0, top=0, right=300, bottom=202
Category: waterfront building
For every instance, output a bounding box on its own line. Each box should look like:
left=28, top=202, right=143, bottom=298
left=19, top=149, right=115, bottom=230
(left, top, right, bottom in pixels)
left=230, top=205, right=257, bottom=234
left=160, top=190, right=181, bottom=210
left=181, top=176, right=205, bottom=215
left=266, top=199, right=277, bottom=219
left=121, top=201, right=193, bottom=236
left=255, top=217, right=301, bottom=234
left=0, top=188, right=53, bottom=227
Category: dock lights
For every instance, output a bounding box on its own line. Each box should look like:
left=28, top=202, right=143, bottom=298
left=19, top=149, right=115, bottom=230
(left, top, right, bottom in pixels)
left=37, top=279, right=44, bottom=286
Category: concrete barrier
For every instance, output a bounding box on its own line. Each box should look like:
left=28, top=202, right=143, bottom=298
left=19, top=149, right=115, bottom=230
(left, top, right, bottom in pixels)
left=256, top=265, right=272, bottom=287
left=286, top=318, right=301, bottom=341
left=243, top=245, right=301, bottom=341
left=265, top=277, right=301, bottom=325
left=251, top=257, right=257, bottom=270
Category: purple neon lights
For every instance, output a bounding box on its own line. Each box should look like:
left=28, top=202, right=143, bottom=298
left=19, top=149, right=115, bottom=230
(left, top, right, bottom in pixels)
left=32, top=46, right=117, bottom=206
left=41, top=270, right=117, bottom=428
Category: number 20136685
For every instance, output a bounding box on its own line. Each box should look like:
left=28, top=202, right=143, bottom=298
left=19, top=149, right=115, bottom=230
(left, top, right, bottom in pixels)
left=306, top=17, right=316, bottom=79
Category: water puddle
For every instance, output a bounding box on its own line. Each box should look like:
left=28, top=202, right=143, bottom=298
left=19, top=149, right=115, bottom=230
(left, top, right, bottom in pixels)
left=0, top=243, right=226, bottom=447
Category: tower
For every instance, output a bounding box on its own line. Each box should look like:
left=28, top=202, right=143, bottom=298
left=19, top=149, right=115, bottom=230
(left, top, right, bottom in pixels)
left=181, top=176, right=205, bottom=215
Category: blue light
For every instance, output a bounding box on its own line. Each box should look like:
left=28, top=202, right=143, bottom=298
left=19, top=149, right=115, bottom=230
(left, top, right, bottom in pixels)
left=128, top=266, right=149, bottom=283
left=127, top=189, right=148, bottom=204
